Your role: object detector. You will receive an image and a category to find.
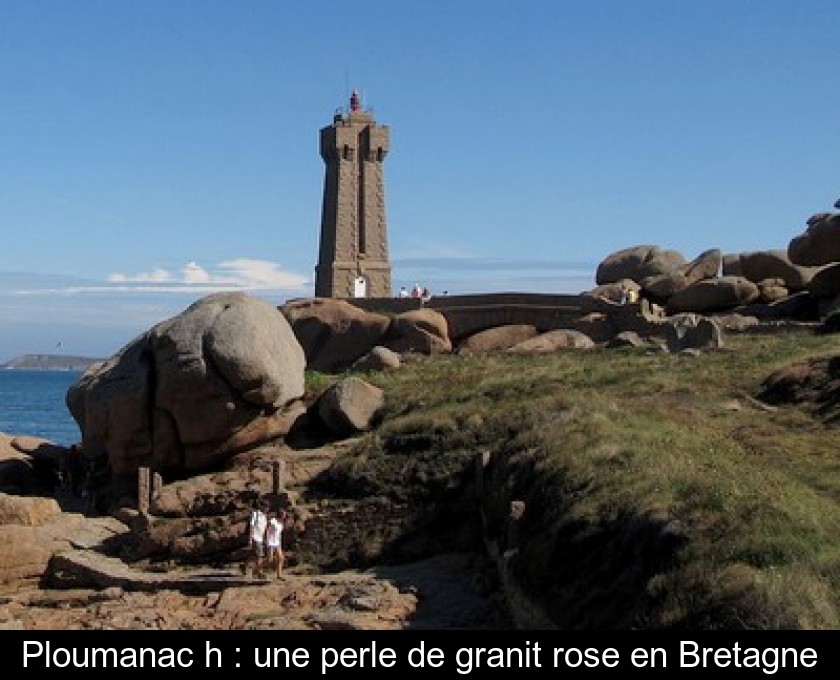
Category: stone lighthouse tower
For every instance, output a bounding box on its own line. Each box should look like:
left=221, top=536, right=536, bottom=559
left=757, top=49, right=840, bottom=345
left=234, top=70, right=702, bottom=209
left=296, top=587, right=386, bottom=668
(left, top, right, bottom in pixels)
left=315, top=90, right=392, bottom=298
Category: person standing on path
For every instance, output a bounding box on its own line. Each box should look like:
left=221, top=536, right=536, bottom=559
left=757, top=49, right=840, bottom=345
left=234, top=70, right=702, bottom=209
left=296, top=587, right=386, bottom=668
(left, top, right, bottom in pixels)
left=265, top=510, right=285, bottom=578
left=245, top=501, right=269, bottom=578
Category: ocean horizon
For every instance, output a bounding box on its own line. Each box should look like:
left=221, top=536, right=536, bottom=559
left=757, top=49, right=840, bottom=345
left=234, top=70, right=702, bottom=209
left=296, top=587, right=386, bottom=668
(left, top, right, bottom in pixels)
left=0, top=369, right=82, bottom=446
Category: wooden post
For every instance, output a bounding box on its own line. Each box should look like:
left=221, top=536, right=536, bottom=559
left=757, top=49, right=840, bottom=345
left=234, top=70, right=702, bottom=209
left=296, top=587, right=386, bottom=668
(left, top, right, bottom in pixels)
left=151, top=471, right=163, bottom=501
left=138, top=467, right=150, bottom=515
left=272, top=460, right=286, bottom=495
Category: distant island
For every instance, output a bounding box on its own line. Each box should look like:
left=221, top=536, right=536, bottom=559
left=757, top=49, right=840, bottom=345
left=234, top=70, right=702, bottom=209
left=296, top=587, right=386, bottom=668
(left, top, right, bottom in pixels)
left=2, top=354, right=101, bottom=371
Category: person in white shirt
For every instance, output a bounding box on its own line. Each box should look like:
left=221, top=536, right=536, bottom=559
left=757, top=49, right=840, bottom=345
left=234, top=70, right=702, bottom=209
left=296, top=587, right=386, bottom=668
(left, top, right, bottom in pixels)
left=265, top=510, right=285, bottom=577
left=245, top=502, right=269, bottom=578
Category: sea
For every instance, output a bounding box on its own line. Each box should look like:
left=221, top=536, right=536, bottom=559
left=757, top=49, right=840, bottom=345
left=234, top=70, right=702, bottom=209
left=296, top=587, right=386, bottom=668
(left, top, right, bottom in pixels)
left=0, top=370, right=82, bottom=446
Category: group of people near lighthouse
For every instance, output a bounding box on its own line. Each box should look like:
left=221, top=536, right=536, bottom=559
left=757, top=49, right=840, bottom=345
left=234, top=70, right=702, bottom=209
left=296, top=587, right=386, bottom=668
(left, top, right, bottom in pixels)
left=244, top=500, right=287, bottom=579
left=399, top=283, right=433, bottom=302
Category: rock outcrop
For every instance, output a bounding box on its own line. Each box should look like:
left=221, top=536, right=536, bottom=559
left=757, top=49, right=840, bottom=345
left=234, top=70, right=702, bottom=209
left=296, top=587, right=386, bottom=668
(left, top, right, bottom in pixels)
left=788, top=213, right=840, bottom=266
left=507, top=329, right=595, bottom=353
left=757, top=353, right=840, bottom=421
left=663, top=314, right=723, bottom=352
left=0, top=493, right=61, bottom=526
left=316, top=377, right=386, bottom=436
left=592, top=237, right=835, bottom=319
left=572, top=314, right=616, bottom=344
left=739, top=250, right=818, bottom=291
left=585, top=279, right=641, bottom=303
left=683, top=248, right=723, bottom=285
left=280, top=298, right=390, bottom=373
left=596, top=245, right=686, bottom=285
left=0, top=500, right=127, bottom=583
left=350, top=346, right=402, bottom=372
left=457, top=325, right=539, bottom=354
left=809, top=263, right=840, bottom=298
left=640, top=271, right=688, bottom=299
left=0, top=434, right=67, bottom=495
left=786, top=213, right=840, bottom=307
left=382, top=308, right=452, bottom=355
left=280, top=299, right=453, bottom=371
left=67, top=293, right=306, bottom=479
left=666, top=276, right=759, bottom=314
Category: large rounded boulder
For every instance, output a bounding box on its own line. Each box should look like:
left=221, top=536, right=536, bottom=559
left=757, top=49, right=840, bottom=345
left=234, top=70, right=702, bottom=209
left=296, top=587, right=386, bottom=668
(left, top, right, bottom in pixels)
left=596, top=245, right=686, bottom=285
left=809, top=263, right=840, bottom=298
left=682, top=248, right=722, bottom=285
left=280, top=298, right=390, bottom=372
left=315, top=377, right=386, bottom=436
left=457, top=324, right=539, bottom=354
left=0, top=434, right=55, bottom=494
left=67, top=292, right=306, bottom=478
left=739, top=250, right=819, bottom=291
left=383, top=308, right=452, bottom=355
left=507, top=329, right=595, bottom=353
left=640, top=271, right=688, bottom=299
left=788, top=214, right=840, bottom=266
left=665, top=276, right=760, bottom=314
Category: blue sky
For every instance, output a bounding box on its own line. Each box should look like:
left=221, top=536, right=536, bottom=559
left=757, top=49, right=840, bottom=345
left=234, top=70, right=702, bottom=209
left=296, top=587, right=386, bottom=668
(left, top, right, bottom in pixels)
left=1, top=0, right=838, bottom=362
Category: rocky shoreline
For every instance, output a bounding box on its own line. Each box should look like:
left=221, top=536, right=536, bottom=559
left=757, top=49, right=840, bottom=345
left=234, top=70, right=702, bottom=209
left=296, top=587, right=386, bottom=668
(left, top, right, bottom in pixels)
left=1, top=211, right=839, bottom=629
left=1, top=433, right=510, bottom=630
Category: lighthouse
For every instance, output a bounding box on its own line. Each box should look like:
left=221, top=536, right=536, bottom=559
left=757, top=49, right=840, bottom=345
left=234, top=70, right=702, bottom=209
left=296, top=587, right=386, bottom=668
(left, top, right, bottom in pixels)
left=315, top=90, right=392, bottom=298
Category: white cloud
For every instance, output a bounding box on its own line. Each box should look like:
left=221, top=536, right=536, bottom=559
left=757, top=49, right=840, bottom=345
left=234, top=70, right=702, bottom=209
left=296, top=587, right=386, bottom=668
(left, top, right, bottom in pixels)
left=108, top=267, right=172, bottom=283
left=216, top=259, right=309, bottom=288
left=103, top=259, right=310, bottom=292
left=182, top=261, right=211, bottom=284
left=0, top=266, right=314, bottom=361
left=4, top=259, right=311, bottom=297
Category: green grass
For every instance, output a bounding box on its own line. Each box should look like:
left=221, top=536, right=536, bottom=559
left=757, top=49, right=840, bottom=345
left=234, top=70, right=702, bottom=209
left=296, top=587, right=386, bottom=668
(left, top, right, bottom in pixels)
left=317, top=330, right=840, bottom=629
left=303, top=369, right=334, bottom=399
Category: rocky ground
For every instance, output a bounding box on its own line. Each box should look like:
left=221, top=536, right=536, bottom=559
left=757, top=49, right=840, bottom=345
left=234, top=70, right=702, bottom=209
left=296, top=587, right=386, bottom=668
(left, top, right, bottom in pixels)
left=0, top=553, right=505, bottom=630
left=0, top=438, right=511, bottom=631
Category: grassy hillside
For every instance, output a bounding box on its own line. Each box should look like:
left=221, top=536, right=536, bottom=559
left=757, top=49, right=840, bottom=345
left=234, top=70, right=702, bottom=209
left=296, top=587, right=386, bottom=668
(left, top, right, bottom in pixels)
left=309, top=330, right=840, bottom=629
